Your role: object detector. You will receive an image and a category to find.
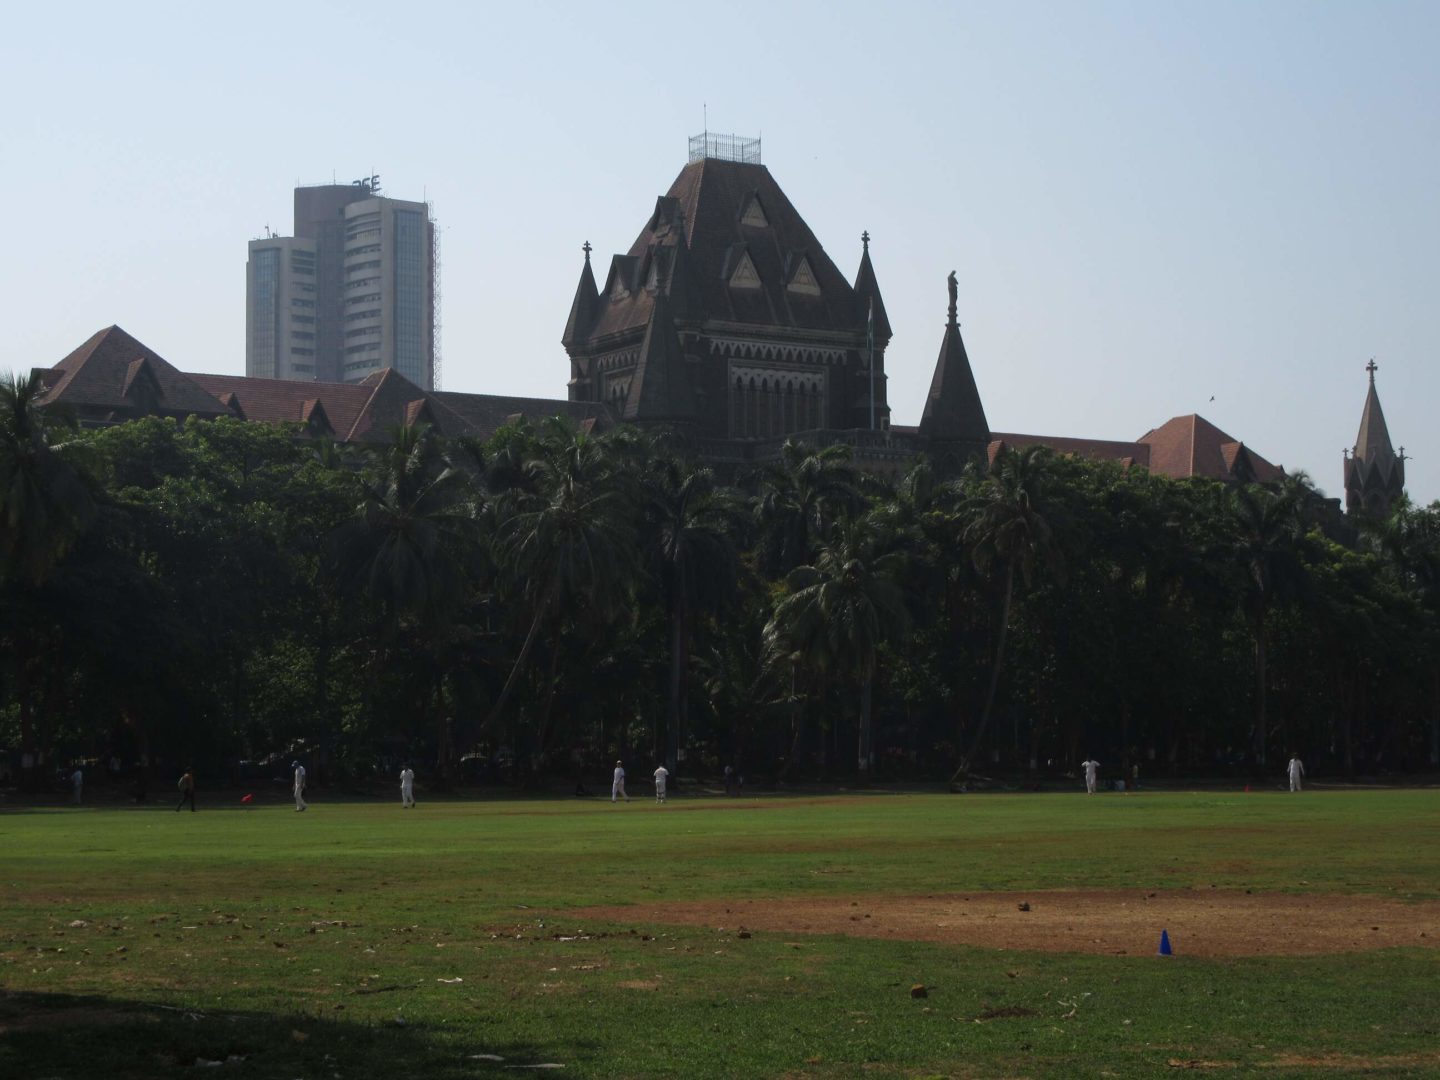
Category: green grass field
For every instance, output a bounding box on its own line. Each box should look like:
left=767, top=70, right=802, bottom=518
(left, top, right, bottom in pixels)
left=4, top=787, right=1439, bottom=1078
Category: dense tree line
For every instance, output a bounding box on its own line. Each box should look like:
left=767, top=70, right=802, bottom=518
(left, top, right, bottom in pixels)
left=3, top=370, right=1438, bottom=791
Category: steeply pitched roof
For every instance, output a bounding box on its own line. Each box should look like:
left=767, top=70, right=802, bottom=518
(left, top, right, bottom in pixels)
left=1353, top=373, right=1397, bottom=468
left=852, top=236, right=891, bottom=343
left=40, top=325, right=229, bottom=417
left=623, top=289, right=694, bottom=423
left=1344, top=366, right=1405, bottom=506
left=918, top=314, right=988, bottom=443
left=561, top=249, right=600, bottom=349
left=1136, top=414, right=1283, bottom=483
left=579, top=158, right=863, bottom=344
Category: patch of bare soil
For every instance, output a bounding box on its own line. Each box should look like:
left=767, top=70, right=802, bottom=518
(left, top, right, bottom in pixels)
left=572, top=890, right=1440, bottom=957
left=1258, top=1051, right=1440, bottom=1071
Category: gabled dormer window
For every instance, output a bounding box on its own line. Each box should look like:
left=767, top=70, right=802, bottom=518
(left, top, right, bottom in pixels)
left=787, top=255, right=821, bottom=298
left=301, top=399, right=333, bottom=438
left=740, top=193, right=768, bottom=229
left=729, top=251, right=761, bottom=290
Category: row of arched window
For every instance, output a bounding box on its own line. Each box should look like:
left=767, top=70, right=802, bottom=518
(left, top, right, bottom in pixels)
left=729, top=375, right=824, bottom=438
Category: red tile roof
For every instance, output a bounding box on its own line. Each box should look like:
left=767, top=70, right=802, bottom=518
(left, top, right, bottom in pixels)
left=189, top=374, right=378, bottom=439
left=40, top=325, right=229, bottom=417
left=988, top=432, right=1151, bottom=469
left=1136, top=414, right=1283, bottom=482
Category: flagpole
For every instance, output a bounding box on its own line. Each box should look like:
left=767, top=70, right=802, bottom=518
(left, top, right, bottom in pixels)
left=867, top=296, right=875, bottom=430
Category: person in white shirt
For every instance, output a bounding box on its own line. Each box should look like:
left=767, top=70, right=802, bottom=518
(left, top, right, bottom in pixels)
left=292, top=761, right=307, bottom=811
left=653, top=765, right=669, bottom=804
left=1081, top=759, right=1100, bottom=795
left=612, top=761, right=628, bottom=803
left=1287, top=755, right=1305, bottom=793
left=71, top=767, right=83, bottom=805
left=400, top=765, right=416, bottom=808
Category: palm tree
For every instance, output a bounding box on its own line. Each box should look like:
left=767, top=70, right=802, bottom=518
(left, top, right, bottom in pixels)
left=763, top=516, right=910, bottom=774
left=642, top=454, right=746, bottom=770
left=1359, top=497, right=1440, bottom=766
left=484, top=420, right=637, bottom=762
left=0, top=371, right=96, bottom=780
left=336, top=424, right=476, bottom=625
left=756, top=440, right=865, bottom=575
left=952, top=445, right=1065, bottom=784
left=333, top=424, right=478, bottom=776
left=0, top=371, right=95, bottom=585
left=1222, top=476, right=1314, bottom=767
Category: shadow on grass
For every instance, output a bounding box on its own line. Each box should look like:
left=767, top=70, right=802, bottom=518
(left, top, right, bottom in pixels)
left=0, top=990, right=592, bottom=1079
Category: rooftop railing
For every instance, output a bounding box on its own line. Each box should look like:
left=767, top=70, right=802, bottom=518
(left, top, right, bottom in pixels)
left=688, top=132, right=762, bottom=165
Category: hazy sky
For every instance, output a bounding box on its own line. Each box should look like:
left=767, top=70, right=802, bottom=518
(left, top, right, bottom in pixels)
left=4, top=1, right=1436, bottom=502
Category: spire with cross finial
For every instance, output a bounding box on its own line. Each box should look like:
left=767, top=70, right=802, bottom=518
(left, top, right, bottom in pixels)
left=562, top=239, right=601, bottom=351
left=851, top=229, right=890, bottom=343
left=1345, top=358, right=1404, bottom=516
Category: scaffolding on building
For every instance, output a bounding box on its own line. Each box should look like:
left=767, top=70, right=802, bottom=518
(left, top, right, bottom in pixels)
left=688, top=132, right=762, bottom=165
left=429, top=201, right=442, bottom=391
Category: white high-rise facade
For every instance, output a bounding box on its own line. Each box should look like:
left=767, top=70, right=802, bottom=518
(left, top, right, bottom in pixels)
left=246, top=181, right=435, bottom=388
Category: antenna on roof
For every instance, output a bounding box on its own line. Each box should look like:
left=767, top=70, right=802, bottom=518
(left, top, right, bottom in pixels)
left=703, top=102, right=707, bottom=136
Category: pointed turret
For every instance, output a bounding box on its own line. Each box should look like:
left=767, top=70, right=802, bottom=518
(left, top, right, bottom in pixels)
left=852, top=231, right=891, bottom=342
left=623, top=287, right=695, bottom=424
left=1344, top=360, right=1405, bottom=516
left=918, top=271, right=989, bottom=455
left=561, top=241, right=600, bottom=350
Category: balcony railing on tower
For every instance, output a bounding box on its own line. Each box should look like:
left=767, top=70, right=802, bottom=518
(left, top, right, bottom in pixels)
left=688, top=132, right=762, bottom=165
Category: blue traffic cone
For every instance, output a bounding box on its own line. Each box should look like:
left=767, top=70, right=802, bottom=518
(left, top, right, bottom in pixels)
left=1157, top=929, right=1173, bottom=956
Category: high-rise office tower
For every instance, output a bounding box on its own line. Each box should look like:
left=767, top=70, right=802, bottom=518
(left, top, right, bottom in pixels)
left=246, top=179, right=436, bottom=388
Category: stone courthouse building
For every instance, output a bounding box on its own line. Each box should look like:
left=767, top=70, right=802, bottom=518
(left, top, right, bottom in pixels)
left=32, top=135, right=1401, bottom=509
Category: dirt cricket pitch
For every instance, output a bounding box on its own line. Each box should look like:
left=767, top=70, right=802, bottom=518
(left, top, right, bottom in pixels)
left=575, top=888, right=1440, bottom=957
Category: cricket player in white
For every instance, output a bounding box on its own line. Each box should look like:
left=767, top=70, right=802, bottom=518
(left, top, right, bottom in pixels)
left=400, top=765, right=415, bottom=808
left=612, top=760, right=628, bottom=803
left=1287, top=755, right=1305, bottom=792
left=292, top=761, right=307, bottom=811
left=1082, top=759, right=1100, bottom=794
left=653, top=764, right=669, bottom=804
